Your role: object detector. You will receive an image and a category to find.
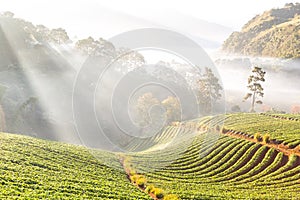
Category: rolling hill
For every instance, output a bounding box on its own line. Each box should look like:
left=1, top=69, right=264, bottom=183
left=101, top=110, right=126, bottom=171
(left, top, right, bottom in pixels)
left=0, top=133, right=150, bottom=199
left=222, top=3, right=300, bottom=58
left=1, top=113, right=299, bottom=199
left=127, top=113, right=300, bottom=199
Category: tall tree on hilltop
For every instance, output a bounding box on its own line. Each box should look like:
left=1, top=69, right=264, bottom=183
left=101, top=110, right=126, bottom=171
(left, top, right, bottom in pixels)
left=244, top=66, right=266, bottom=112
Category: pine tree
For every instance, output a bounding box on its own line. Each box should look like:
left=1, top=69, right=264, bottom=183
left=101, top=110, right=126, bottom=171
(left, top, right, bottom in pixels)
left=244, top=66, right=266, bottom=112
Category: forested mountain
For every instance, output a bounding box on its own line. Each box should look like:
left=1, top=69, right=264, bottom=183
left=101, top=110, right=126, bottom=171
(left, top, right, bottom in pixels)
left=222, top=3, right=300, bottom=58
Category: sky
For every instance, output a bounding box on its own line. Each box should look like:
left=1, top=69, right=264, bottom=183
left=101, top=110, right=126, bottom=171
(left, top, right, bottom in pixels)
left=0, top=0, right=299, bottom=40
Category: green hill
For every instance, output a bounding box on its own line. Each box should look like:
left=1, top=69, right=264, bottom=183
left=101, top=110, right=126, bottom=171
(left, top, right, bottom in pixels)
left=127, top=113, right=300, bottom=199
left=0, top=133, right=150, bottom=199
left=222, top=3, right=300, bottom=58
left=1, top=113, right=299, bottom=199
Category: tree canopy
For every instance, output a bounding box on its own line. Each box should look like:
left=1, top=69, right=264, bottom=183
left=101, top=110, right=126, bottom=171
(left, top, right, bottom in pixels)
left=244, top=66, right=266, bottom=112
left=197, top=68, right=222, bottom=114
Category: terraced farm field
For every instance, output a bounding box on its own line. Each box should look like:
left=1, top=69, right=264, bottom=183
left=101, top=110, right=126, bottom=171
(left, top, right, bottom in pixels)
left=128, top=129, right=299, bottom=199
left=1, top=113, right=299, bottom=199
left=0, top=133, right=151, bottom=199
left=223, top=113, right=300, bottom=148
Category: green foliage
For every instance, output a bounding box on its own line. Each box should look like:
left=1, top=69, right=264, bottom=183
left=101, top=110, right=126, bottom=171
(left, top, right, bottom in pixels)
left=0, top=133, right=151, bottom=199
left=130, top=174, right=140, bottom=183
left=254, top=132, right=262, bottom=142
left=136, top=177, right=147, bottom=188
left=164, top=194, right=180, bottom=200
left=49, top=28, right=70, bottom=44
left=130, top=174, right=146, bottom=188
left=126, top=113, right=299, bottom=199
left=1, top=113, right=300, bottom=199
left=129, top=169, right=136, bottom=176
left=161, top=96, right=181, bottom=124
left=116, top=48, right=145, bottom=68
left=75, top=36, right=116, bottom=57
left=145, top=184, right=155, bottom=194
left=231, top=105, right=241, bottom=113
left=263, top=134, right=270, bottom=144
left=225, top=113, right=300, bottom=147
left=197, top=68, right=223, bottom=114
left=136, top=92, right=161, bottom=127
left=152, top=188, right=164, bottom=199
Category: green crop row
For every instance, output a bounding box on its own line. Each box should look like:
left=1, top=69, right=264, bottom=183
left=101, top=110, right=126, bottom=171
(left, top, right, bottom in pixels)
left=0, top=133, right=151, bottom=199
left=126, top=114, right=300, bottom=199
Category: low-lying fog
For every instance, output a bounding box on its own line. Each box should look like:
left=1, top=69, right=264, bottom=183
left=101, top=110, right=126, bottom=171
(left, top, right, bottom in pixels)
left=215, top=55, right=300, bottom=112
left=1, top=19, right=299, bottom=150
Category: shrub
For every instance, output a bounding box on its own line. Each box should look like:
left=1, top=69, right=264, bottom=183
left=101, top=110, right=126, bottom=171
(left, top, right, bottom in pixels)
left=254, top=133, right=262, bottom=142
left=145, top=185, right=155, bottom=194
left=129, top=170, right=136, bottom=176
left=231, top=105, right=241, bottom=112
left=164, top=194, right=180, bottom=200
left=130, top=175, right=141, bottom=183
left=263, top=134, right=270, bottom=144
left=220, top=126, right=227, bottom=134
left=152, top=188, right=164, bottom=199
left=136, top=177, right=146, bottom=188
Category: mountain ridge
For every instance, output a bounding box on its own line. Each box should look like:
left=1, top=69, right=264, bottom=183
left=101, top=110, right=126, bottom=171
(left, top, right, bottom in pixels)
left=222, top=3, right=300, bottom=58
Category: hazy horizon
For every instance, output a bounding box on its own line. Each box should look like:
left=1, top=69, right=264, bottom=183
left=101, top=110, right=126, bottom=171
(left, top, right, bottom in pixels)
left=1, top=0, right=299, bottom=41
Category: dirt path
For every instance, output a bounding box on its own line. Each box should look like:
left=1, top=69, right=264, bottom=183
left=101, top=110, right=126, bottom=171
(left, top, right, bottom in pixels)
left=223, top=130, right=300, bottom=157
left=260, top=113, right=300, bottom=122
left=119, top=156, right=157, bottom=200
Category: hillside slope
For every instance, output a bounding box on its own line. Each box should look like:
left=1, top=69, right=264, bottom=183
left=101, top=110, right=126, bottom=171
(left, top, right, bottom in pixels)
left=0, top=133, right=150, bottom=199
left=1, top=113, right=299, bottom=199
left=127, top=114, right=300, bottom=199
left=222, top=3, right=300, bottom=58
